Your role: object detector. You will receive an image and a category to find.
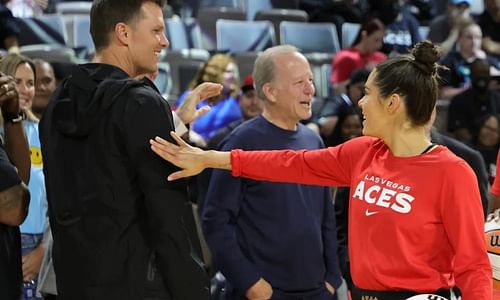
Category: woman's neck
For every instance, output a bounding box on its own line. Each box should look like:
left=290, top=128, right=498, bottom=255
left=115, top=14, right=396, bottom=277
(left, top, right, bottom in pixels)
left=382, top=126, right=432, bottom=157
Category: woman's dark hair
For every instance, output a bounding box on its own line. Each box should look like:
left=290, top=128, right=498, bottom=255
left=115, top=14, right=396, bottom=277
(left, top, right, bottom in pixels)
left=351, top=18, right=385, bottom=47
left=90, top=0, right=166, bottom=51
left=374, top=40, right=445, bottom=126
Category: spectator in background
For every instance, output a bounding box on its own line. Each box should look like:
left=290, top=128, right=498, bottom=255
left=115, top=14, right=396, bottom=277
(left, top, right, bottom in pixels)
left=0, top=71, right=31, bottom=300
left=320, top=69, right=369, bottom=145
left=331, top=18, right=386, bottom=95
left=176, top=54, right=241, bottom=147
left=439, top=21, right=500, bottom=100
left=32, top=59, right=56, bottom=120
left=0, top=53, right=46, bottom=300
left=368, top=0, right=422, bottom=55
left=471, top=114, right=500, bottom=183
left=299, top=0, right=368, bottom=40
left=4, top=0, right=48, bottom=17
left=327, top=106, right=363, bottom=148
left=429, top=108, right=490, bottom=219
left=202, top=45, right=344, bottom=300
left=404, top=0, right=437, bottom=26
left=427, top=0, right=473, bottom=56
left=0, top=1, right=19, bottom=52
left=447, top=58, right=500, bottom=143
left=479, top=0, right=500, bottom=60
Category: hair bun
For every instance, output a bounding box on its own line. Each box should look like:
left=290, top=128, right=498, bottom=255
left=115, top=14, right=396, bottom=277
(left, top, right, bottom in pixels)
left=411, top=40, right=441, bottom=76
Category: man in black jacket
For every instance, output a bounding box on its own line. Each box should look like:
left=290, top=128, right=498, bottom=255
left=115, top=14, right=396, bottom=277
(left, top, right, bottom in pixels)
left=39, top=0, right=218, bottom=299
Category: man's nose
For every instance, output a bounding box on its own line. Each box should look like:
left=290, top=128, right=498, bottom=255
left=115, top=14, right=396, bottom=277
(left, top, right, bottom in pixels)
left=161, top=32, right=169, bottom=48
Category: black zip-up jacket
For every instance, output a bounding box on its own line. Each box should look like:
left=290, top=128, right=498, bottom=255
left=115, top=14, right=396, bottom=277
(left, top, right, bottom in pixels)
left=40, top=63, right=209, bottom=300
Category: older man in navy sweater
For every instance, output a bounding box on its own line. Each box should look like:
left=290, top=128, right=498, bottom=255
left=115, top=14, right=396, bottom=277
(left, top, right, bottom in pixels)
left=202, top=45, right=343, bottom=300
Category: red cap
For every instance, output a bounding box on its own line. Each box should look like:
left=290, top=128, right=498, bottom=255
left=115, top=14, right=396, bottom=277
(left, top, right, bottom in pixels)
left=241, top=75, right=254, bottom=92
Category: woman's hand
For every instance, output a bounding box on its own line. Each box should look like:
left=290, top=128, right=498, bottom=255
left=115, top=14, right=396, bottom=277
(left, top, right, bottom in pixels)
left=0, top=73, right=19, bottom=114
left=150, top=132, right=208, bottom=180
left=151, top=131, right=232, bottom=180
left=22, top=243, right=44, bottom=282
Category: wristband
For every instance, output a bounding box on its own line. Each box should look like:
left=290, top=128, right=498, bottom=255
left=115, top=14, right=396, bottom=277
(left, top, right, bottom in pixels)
left=3, top=111, right=24, bottom=124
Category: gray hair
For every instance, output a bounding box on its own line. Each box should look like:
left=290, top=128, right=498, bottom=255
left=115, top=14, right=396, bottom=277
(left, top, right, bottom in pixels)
left=252, top=45, right=299, bottom=101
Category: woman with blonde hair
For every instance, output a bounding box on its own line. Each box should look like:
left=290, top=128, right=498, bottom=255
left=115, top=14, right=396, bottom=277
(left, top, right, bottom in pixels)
left=176, top=53, right=241, bottom=146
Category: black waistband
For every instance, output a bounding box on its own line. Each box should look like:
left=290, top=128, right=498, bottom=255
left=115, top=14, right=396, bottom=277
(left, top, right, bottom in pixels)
left=351, top=286, right=451, bottom=300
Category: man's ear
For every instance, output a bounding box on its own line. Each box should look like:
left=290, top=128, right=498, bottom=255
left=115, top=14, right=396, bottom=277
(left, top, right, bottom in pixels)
left=262, top=82, right=276, bottom=103
left=386, top=93, right=402, bottom=115
left=115, top=22, right=129, bottom=46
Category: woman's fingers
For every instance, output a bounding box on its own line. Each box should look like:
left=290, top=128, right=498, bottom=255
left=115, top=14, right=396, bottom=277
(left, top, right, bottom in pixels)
left=168, top=170, right=189, bottom=181
left=150, top=140, right=174, bottom=161
left=170, top=131, right=187, bottom=147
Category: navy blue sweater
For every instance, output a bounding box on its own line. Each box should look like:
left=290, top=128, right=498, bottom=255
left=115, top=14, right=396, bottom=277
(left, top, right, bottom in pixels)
left=202, top=116, right=342, bottom=297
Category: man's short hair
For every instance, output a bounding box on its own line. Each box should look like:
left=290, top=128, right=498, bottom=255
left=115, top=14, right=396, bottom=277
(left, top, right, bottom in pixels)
left=90, top=0, right=166, bottom=51
left=252, top=45, right=299, bottom=101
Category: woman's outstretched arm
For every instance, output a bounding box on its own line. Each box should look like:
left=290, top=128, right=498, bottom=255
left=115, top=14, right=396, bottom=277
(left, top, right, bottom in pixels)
left=150, top=131, right=231, bottom=181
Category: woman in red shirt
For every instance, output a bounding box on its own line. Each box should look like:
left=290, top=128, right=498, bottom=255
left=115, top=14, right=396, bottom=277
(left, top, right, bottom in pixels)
left=331, top=18, right=387, bottom=95
left=151, top=41, right=492, bottom=300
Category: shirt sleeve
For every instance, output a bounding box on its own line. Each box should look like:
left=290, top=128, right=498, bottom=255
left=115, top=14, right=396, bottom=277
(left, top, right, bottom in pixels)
left=441, top=161, right=492, bottom=299
left=231, top=138, right=366, bottom=187
left=492, top=150, right=500, bottom=196
left=123, top=88, right=208, bottom=299
left=171, top=111, right=188, bottom=136
left=202, top=135, right=261, bottom=293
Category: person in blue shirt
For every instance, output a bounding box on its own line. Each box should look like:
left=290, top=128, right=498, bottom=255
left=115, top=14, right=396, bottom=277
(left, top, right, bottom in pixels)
left=368, top=0, right=422, bottom=55
left=176, top=53, right=241, bottom=146
left=202, top=45, right=344, bottom=300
